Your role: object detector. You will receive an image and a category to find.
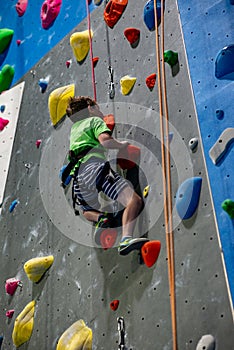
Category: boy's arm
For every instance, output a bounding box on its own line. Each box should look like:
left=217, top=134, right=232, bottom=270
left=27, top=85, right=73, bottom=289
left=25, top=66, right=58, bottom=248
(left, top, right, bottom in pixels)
left=98, top=132, right=128, bottom=150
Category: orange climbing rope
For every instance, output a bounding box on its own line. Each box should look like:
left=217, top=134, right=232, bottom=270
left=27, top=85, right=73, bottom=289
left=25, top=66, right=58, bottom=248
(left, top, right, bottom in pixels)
left=85, top=0, right=97, bottom=101
left=153, top=1, right=177, bottom=349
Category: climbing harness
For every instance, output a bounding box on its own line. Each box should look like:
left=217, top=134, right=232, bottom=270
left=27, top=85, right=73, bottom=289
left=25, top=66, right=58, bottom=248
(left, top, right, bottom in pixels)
left=153, top=0, right=177, bottom=349
left=117, top=316, right=125, bottom=350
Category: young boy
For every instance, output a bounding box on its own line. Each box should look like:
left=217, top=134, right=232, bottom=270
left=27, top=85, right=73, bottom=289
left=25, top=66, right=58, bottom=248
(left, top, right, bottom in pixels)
left=66, top=96, right=148, bottom=255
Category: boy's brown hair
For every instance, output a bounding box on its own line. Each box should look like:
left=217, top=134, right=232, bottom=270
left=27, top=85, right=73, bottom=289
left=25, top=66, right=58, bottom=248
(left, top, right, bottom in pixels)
left=66, top=96, right=97, bottom=117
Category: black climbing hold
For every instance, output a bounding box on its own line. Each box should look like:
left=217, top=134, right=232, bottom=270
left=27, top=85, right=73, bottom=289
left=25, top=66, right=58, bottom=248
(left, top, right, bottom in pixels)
left=189, top=137, right=198, bottom=152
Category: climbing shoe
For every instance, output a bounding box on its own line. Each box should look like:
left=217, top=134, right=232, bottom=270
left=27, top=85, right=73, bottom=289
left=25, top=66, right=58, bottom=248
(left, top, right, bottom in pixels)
left=118, top=237, right=149, bottom=256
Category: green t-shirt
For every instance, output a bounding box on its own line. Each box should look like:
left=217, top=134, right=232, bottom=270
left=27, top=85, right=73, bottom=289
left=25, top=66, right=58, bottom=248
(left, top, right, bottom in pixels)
left=69, top=116, right=111, bottom=171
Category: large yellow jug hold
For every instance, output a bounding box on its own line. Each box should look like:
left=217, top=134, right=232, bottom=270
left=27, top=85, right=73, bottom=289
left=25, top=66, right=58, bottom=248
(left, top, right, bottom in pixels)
left=70, top=30, right=93, bottom=63
left=48, top=84, right=75, bottom=126
left=12, top=300, right=36, bottom=348
left=120, top=75, right=137, bottom=95
left=56, top=319, right=92, bottom=350
left=24, top=255, right=54, bottom=283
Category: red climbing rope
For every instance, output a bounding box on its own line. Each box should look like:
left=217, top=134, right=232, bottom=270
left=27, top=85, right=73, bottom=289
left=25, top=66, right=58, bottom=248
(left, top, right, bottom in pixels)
left=85, top=0, right=97, bottom=101
left=153, top=0, right=177, bottom=349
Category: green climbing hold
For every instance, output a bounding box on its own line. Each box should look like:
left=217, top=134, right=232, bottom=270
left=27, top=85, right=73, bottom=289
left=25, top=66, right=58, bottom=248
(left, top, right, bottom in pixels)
left=221, top=199, right=234, bottom=219
left=0, top=29, right=14, bottom=54
left=0, top=65, right=15, bottom=93
left=164, top=50, right=178, bottom=67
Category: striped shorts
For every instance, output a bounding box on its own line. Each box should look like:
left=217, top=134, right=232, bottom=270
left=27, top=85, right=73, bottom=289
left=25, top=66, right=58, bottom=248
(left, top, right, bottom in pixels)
left=73, top=159, right=129, bottom=212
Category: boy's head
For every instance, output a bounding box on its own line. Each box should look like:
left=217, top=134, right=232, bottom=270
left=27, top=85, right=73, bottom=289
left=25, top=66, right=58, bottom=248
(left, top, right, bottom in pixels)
left=66, top=96, right=103, bottom=120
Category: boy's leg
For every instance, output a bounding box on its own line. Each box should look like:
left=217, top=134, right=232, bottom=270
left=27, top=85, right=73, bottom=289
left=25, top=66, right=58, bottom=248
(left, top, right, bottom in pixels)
left=117, top=185, right=143, bottom=239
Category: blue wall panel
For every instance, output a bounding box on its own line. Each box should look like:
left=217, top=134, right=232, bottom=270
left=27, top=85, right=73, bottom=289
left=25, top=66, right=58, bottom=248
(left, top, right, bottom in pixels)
left=177, top=0, right=234, bottom=302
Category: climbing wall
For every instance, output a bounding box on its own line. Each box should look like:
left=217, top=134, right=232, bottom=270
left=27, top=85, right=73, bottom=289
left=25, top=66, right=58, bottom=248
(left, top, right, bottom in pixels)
left=0, top=1, right=233, bottom=350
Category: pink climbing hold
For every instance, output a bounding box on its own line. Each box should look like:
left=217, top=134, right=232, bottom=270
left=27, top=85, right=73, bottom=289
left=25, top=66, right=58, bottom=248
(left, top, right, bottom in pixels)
left=15, top=0, right=28, bottom=17
left=35, top=139, right=42, bottom=148
left=66, top=59, right=71, bottom=68
left=40, top=0, right=62, bottom=30
left=0, top=117, right=9, bottom=131
left=6, top=310, right=15, bottom=318
left=16, top=39, right=21, bottom=46
left=5, top=278, right=22, bottom=296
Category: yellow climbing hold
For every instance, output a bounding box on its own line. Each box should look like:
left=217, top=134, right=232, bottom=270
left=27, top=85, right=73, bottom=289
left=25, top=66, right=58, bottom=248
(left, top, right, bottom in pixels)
left=70, top=30, right=93, bottom=63
left=143, top=185, right=150, bottom=198
left=48, top=84, right=75, bottom=126
left=120, top=75, right=136, bottom=95
left=12, top=300, right=36, bottom=348
left=56, top=319, right=92, bottom=350
left=24, top=255, right=54, bottom=283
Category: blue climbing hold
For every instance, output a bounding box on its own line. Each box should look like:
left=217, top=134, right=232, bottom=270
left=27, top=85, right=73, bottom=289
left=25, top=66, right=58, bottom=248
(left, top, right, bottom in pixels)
left=215, top=44, right=234, bottom=80
left=9, top=199, right=18, bottom=213
left=176, top=177, right=202, bottom=220
left=0, top=335, right=3, bottom=348
left=143, top=0, right=163, bottom=31
left=38, top=79, right=48, bottom=93
left=59, top=165, right=72, bottom=186
left=0, top=105, right=5, bottom=113
left=216, top=109, right=224, bottom=120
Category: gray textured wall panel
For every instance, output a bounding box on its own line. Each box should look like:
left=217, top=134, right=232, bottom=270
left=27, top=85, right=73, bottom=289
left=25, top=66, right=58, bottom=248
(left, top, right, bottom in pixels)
left=0, top=1, right=233, bottom=349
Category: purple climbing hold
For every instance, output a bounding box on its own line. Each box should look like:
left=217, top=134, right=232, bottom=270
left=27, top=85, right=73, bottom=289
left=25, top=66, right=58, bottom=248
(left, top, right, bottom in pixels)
left=176, top=177, right=202, bottom=220
left=215, top=44, right=234, bottom=80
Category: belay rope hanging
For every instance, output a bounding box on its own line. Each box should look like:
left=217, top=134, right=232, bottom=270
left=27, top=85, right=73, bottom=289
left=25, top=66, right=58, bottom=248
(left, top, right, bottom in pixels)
left=154, top=0, right=177, bottom=349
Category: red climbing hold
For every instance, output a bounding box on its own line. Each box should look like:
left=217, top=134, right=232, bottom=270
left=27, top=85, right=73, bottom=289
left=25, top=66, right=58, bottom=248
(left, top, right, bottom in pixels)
left=93, top=56, right=99, bottom=68
left=124, top=28, right=140, bottom=45
left=99, top=228, right=118, bottom=249
left=5, top=278, right=22, bottom=296
left=103, top=114, right=115, bottom=132
left=141, top=240, right=161, bottom=268
left=117, top=144, right=140, bottom=170
left=110, top=299, right=120, bottom=311
left=16, top=40, right=21, bottom=46
left=145, top=73, right=156, bottom=90
left=0, top=117, right=9, bottom=131
left=104, top=0, right=128, bottom=29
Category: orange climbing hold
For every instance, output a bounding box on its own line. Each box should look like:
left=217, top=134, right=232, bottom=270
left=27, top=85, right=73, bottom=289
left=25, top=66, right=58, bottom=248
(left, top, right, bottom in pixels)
left=117, top=144, right=140, bottom=170
left=141, top=240, right=161, bottom=268
left=104, top=0, right=128, bottom=29
left=100, top=228, right=118, bottom=249
left=110, top=299, right=119, bottom=311
left=124, top=27, right=140, bottom=45
left=145, top=73, right=156, bottom=90
left=93, top=56, right=99, bottom=68
left=103, top=114, right=115, bottom=132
